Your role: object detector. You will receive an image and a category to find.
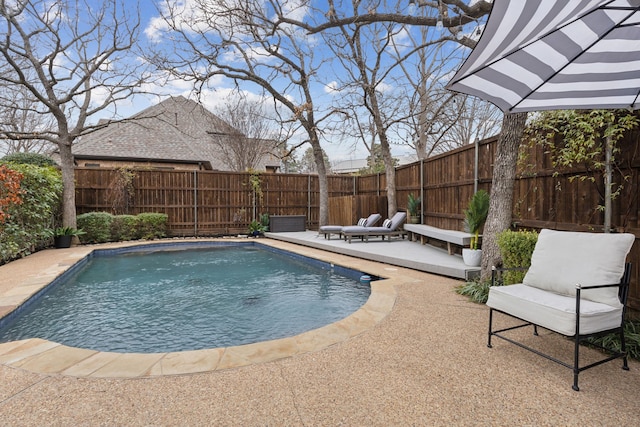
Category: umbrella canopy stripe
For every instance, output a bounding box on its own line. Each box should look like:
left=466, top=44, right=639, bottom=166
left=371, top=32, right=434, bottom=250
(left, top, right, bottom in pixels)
left=447, top=0, right=640, bottom=113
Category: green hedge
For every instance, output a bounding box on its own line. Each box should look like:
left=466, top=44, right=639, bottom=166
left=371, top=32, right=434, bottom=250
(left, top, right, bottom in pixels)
left=77, top=212, right=113, bottom=243
left=111, top=214, right=139, bottom=241
left=1, top=152, right=57, bottom=167
left=137, top=213, right=168, bottom=239
left=496, top=229, right=539, bottom=284
left=0, top=163, right=62, bottom=264
left=77, top=212, right=168, bottom=243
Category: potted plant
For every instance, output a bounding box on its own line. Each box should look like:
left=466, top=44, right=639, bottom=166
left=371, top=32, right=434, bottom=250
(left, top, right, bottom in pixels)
left=407, top=193, right=421, bottom=224
left=462, top=189, right=490, bottom=266
left=52, top=226, right=86, bottom=248
left=247, top=220, right=266, bottom=237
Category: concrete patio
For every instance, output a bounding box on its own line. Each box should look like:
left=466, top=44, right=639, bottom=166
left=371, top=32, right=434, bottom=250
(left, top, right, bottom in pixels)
left=0, top=237, right=638, bottom=426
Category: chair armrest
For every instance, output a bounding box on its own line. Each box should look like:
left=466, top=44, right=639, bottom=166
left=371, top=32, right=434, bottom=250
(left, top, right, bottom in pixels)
left=576, top=282, right=623, bottom=290
left=576, top=263, right=632, bottom=306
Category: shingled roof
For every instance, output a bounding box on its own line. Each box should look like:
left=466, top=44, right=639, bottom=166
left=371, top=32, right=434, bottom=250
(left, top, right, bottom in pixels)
left=74, top=96, right=277, bottom=171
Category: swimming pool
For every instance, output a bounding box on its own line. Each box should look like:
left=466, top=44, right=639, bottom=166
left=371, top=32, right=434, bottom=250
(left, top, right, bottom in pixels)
left=0, top=242, right=371, bottom=353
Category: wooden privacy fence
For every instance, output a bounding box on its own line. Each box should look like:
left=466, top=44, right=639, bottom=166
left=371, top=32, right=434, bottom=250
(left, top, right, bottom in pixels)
left=76, top=169, right=359, bottom=235
left=75, top=131, right=640, bottom=310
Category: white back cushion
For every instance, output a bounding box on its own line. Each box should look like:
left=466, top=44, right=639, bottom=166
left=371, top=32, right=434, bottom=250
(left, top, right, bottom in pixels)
left=522, top=229, right=634, bottom=306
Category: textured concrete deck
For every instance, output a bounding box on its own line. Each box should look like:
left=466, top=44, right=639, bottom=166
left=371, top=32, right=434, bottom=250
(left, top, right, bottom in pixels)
left=266, top=230, right=481, bottom=279
left=0, top=238, right=639, bottom=425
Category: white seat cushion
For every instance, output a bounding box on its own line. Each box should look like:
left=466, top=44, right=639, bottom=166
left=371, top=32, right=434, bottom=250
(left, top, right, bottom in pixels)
left=487, top=284, right=623, bottom=336
left=522, top=229, right=634, bottom=306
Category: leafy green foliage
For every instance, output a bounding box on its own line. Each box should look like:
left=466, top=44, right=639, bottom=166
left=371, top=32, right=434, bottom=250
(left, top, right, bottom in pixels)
left=1, top=152, right=57, bottom=167
left=77, top=212, right=113, bottom=243
left=587, top=320, right=640, bottom=361
left=525, top=109, right=639, bottom=204
left=496, top=230, right=538, bottom=284
left=259, top=213, right=270, bottom=230
left=136, top=213, right=168, bottom=239
left=79, top=212, right=168, bottom=242
left=111, top=215, right=139, bottom=241
left=248, top=219, right=266, bottom=234
left=455, top=279, right=491, bottom=304
left=463, top=190, right=490, bottom=249
left=0, top=163, right=62, bottom=264
left=53, top=226, right=85, bottom=237
left=407, top=193, right=421, bottom=216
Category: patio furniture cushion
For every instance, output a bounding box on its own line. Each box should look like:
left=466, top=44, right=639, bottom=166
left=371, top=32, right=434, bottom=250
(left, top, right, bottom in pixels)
left=357, top=218, right=367, bottom=226
left=522, top=229, right=634, bottom=306
left=487, top=283, right=623, bottom=336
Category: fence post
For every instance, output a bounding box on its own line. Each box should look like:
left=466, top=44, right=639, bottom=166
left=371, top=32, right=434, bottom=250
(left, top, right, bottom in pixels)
left=420, top=159, right=424, bottom=224
left=474, top=138, right=479, bottom=194
left=307, top=174, right=311, bottom=229
left=193, top=169, right=198, bottom=236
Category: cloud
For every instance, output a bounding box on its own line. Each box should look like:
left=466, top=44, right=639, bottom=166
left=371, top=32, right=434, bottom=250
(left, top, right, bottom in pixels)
left=324, top=81, right=340, bottom=94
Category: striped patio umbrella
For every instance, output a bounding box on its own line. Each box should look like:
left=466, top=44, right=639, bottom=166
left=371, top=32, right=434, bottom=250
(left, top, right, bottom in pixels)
left=446, top=0, right=640, bottom=113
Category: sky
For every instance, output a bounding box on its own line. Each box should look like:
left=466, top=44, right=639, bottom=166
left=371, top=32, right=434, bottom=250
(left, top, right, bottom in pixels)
left=89, top=0, right=479, bottom=164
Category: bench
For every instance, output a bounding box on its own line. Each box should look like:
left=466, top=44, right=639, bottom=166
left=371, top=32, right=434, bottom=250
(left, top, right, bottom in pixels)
left=403, top=224, right=476, bottom=255
left=486, top=229, right=634, bottom=391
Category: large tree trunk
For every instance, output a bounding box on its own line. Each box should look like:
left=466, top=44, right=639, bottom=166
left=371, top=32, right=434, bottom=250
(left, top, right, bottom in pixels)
left=480, top=112, right=527, bottom=281
left=311, top=137, right=329, bottom=226
left=58, top=141, right=77, bottom=229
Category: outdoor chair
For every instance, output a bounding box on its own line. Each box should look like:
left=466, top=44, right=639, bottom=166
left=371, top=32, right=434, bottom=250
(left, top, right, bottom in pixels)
left=486, top=228, right=634, bottom=391
left=319, top=213, right=381, bottom=240
left=341, top=211, right=407, bottom=243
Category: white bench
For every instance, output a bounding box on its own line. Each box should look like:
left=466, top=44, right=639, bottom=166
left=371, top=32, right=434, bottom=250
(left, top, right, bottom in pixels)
left=487, top=229, right=634, bottom=391
left=404, top=224, right=476, bottom=255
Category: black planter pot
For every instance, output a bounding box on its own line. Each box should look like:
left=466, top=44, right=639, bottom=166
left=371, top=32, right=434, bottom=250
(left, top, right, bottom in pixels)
left=54, top=235, right=72, bottom=248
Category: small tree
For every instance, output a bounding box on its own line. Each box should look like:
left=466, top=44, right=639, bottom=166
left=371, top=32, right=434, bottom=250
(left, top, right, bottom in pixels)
left=0, top=0, right=154, bottom=229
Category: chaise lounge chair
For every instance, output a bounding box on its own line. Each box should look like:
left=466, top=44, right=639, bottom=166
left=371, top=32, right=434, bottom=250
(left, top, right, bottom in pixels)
left=341, top=211, right=407, bottom=243
left=318, top=213, right=382, bottom=240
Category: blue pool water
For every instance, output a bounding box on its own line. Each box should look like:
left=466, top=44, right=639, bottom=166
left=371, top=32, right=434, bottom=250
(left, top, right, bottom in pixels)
left=0, top=244, right=371, bottom=353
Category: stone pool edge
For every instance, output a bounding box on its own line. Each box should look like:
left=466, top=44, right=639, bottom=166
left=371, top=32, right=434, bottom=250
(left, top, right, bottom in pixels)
left=0, top=238, right=398, bottom=379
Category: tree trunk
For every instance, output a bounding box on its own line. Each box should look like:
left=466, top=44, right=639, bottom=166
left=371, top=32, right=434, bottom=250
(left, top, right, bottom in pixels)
left=311, top=136, right=329, bottom=227
left=58, top=141, right=77, bottom=229
left=480, top=112, right=527, bottom=281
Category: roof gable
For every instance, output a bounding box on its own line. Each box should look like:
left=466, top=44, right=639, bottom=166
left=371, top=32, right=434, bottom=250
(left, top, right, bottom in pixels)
left=74, top=96, right=244, bottom=170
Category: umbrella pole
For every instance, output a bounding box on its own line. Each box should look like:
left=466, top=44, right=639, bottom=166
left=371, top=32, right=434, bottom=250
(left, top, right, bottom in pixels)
left=604, top=134, right=612, bottom=233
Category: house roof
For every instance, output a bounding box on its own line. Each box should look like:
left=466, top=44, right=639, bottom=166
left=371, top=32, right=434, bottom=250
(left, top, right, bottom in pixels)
left=331, top=155, right=418, bottom=174
left=74, top=96, right=280, bottom=171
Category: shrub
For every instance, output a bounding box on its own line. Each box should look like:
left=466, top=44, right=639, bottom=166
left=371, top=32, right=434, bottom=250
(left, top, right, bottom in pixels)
left=2, top=152, right=57, bottom=167
left=455, top=279, right=491, bottom=304
left=111, top=215, right=139, bottom=241
left=136, top=213, right=168, bottom=239
left=496, top=229, right=539, bottom=284
left=77, top=212, right=113, bottom=243
left=587, top=319, right=640, bottom=361
left=0, top=163, right=62, bottom=263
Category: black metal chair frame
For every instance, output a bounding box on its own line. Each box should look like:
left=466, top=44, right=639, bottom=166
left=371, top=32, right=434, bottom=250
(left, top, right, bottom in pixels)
left=487, top=263, right=632, bottom=391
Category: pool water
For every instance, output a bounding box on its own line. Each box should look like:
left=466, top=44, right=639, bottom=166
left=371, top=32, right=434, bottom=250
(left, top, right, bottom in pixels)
left=0, top=245, right=370, bottom=353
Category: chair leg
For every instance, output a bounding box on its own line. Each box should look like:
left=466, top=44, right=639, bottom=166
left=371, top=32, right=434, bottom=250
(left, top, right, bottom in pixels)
left=620, top=324, right=630, bottom=371
left=487, top=308, right=493, bottom=348
left=572, top=334, right=580, bottom=391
